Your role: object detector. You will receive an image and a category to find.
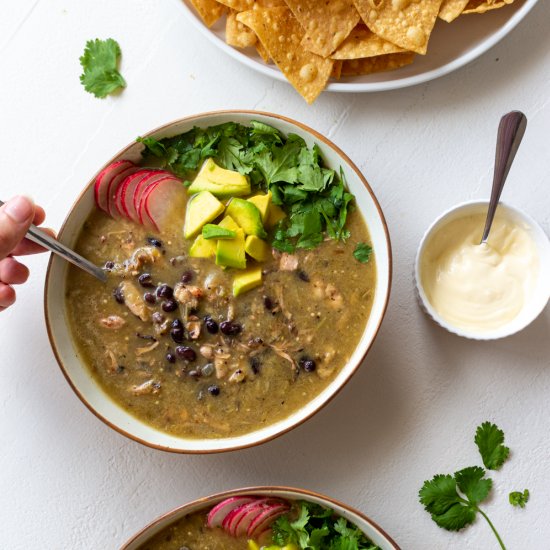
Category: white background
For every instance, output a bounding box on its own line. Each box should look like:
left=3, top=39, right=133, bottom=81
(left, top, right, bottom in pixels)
left=1, top=1, right=549, bottom=549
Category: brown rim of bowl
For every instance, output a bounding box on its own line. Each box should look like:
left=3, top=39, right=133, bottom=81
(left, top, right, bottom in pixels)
left=44, top=109, right=393, bottom=454
left=119, top=485, right=401, bottom=550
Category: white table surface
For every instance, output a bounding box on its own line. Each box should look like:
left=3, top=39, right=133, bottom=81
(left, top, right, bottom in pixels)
left=1, top=1, right=549, bottom=549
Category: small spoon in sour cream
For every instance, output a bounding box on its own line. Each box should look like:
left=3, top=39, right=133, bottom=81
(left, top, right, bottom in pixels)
left=480, top=110, right=527, bottom=245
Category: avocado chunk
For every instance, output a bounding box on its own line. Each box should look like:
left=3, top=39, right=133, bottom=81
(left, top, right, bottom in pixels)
left=218, top=215, right=241, bottom=232
left=188, top=158, right=251, bottom=198
left=183, top=191, right=225, bottom=239
left=247, top=192, right=272, bottom=223
left=232, top=265, right=262, bottom=296
left=202, top=224, right=236, bottom=240
left=245, top=235, right=270, bottom=262
left=189, top=235, right=216, bottom=258
left=266, top=203, right=286, bottom=229
left=216, top=228, right=246, bottom=269
left=226, top=198, right=267, bottom=238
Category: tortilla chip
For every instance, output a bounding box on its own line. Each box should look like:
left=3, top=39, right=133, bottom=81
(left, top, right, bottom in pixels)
left=256, top=41, right=270, bottom=62
left=331, top=24, right=404, bottom=59
left=237, top=7, right=334, bottom=103
left=255, top=0, right=286, bottom=5
left=438, top=0, right=470, bottom=21
left=341, top=52, right=415, bottom=75
left=226, top=10, right=258, bottom=47
left=331, top=60, right=343, bottom=79
left=216, top=0, right=254, bottom=10
left=283, top=0, right=360, bottom=57
left=463, top=0, right=513, bottom=13
left=353, top=0, right=443, bottom=55
left=187, top=0, right=226, bottom=27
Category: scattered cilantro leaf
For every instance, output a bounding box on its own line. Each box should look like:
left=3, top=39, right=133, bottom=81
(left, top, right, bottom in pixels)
left=137, top=121, right=356, bottom=251
left=509, top=489, right=529, bottom=508
left=79, top=39, right=126, bottom=98
left=353, top=242, right=372, bottom=263
left=475, top=422, right=510, bottom=470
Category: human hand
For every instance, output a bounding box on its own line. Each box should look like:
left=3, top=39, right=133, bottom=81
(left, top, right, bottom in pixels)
left=0, top=196, right=54, bottom=311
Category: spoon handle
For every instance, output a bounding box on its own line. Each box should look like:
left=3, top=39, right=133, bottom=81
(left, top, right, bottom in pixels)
left=0, top=200, right=107, bottom=283
left=481, top=110, right=527, bottom=244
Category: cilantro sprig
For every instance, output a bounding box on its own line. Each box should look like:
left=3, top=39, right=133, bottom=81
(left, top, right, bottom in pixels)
left=272, top=501, right=380, bottom=550
left=509, top=489, right=529, bottom=508
left=79, top=38, right=126, bottom=98
left=137, top=121, right=355, bottom=252
left=353, top=242, right=372, bottom=263
left=475, top=422, right=510, bottom=470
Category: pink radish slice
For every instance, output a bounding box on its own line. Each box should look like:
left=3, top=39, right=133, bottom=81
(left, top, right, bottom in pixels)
left=139, top=177, right=184, bottom=230
left=222, top=500, right=269, bottom=532
left=231, top=500, right=274, bottom=537
left=132, top=172, right=173, bottom=223
left=94, top=160, right=134, bottom=212
left=247, top=503, right=290, bottom=539
left=115, top=171, right=150, bottom=219
left=107, top=165, right=138, bottom=217
left=207, top=497, right=257, bottom=529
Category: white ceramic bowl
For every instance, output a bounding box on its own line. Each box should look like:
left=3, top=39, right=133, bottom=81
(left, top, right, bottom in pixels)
left=414, top=200, right=550, bottom=340
left=179, top=0, right=538, bottom=93
left=44, top=110, right=392, bottom=453
left=120, top=486, right=401, bottom=549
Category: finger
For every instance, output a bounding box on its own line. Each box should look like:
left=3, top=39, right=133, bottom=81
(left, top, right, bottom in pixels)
left=33, top=205, right=46, bottom=226
left=0, top=257, right=29, bottom=285
left=0, top=283, right=16, bottom=309
left=11, top=227, right=57, bottom=256
left=0, top=196, right=35, bottom=260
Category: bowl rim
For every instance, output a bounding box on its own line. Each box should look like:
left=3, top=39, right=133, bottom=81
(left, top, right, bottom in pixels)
left=44, top=109, right=393, bottom=453
left=414, top=199, right=550, bottom=340
left=119, top=485, right=402, bottom=550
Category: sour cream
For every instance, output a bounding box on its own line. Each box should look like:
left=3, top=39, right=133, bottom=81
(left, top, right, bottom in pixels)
left=420, top=210, right=539, bottom=332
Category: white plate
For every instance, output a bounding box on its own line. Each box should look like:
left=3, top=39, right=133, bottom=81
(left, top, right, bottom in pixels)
left=179, top=0, right=538, bottom=92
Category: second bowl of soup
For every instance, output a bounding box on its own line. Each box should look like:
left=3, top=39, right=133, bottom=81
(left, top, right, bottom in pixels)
left=45, top=111, right=391, bottom=452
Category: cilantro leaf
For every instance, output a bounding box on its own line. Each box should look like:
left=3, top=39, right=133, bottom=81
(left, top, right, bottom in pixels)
left=353, top=242, right=372, bottom=263
left=509, top=489, right=529, bottom=508
left=455, top=466, right=493, bottom=505
left=475, top=422, right=510, bottom=470
left=79, top=39, right=126, bottom=98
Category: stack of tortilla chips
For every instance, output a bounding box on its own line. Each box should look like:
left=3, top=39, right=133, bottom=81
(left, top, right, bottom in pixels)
left=188, top=0, right=516, bottom=103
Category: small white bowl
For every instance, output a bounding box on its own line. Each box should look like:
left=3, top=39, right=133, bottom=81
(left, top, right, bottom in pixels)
left=414, top=200, right=550, bottom=340
left=120, top=486, right=401, bottom=549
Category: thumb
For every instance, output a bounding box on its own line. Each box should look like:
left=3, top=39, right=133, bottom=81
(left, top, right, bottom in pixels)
left=0, top=196, right=35, bottom=260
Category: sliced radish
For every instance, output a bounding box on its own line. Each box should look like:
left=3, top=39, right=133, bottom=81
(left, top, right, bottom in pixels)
left=207, top=497, right=257, bottom=529
left=247, top=503, right=290, bottom=539
left=94, top=160, right=134, bottom=212
left=139, top=177, right=185, bottom=230
left=231, top=499, right=273, bottom=537
left=132, top=172, right=173, bottom=223
left=114, top=171, right=150, bottom=219
left=107, top=165, right=138, bottom=217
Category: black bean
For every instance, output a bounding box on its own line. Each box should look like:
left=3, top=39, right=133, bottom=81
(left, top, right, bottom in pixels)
left=143, top=292, right=156, bottom=305
left=171, top=318, right=183, bottom=329
left=113, top=286, right=124, bottom=304
left=263, top=296, right=274, bottom=311
left=138, top=273, right=154, bottom=288
left=152, top=312, right=165, bottom=324
left=147, top=237, right=163, bottom=248
left=176, top=346, right=197, bottom=361
left=180, top=270, right=194, bottom=284
left=299, top=356, right=316, bottom=372
left=104, top=261, right=115, bottom=270
left=298, top=270, right=310, bottom=282
left=162, top=299, right=178, bottom=312
left=220, top=320, right=242, bottom=336
left=156, top=284, right=173, bottom=299
left=204, top=316, right=219, bottom=334
left=208, top=385, right=220, bottom=396
left=188, top=369, right=200, bottom=378
left=170, top=327, right=184, bottom=344
left=166, top=352, right=176, bottom=364
left=250, top=356, right=261, bottom=374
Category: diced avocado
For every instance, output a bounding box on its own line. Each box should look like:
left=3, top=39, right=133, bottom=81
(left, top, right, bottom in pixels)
left=183, top=191, right=225, bottom=239
left=247, top=541, right=260, bottom=550
left=226, top=198, right=267, bottom=238
left=247, top=191, right=272, bottom=223
left=232, top=265, right=262, bottom=296
left=189, top=235, right=216, bottom=258
left=218, top=215, right=241, bottom=232
left=202, top=224, right=236, bottom=240
left=188, top=158, right=251, bottom=198
left=266, top=203, right=286, bottom=229
left=245, top=235, right=270, bottom=262
left=216, top=228, right=246, bottom=269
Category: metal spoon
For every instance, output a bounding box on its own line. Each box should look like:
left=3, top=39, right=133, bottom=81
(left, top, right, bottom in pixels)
left=480, top=110, right=527, bottom=244
left=0, top=200, right=107, bottom=282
